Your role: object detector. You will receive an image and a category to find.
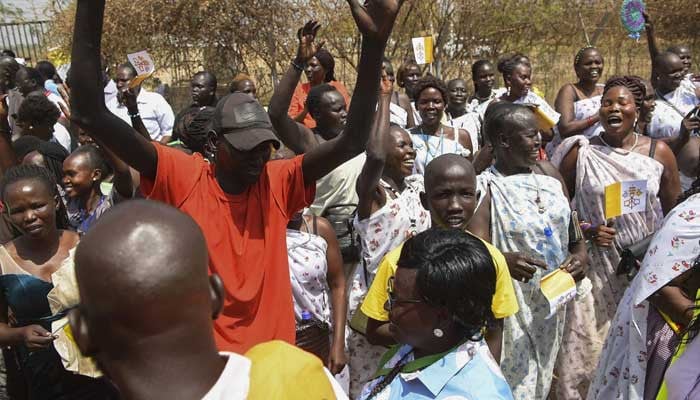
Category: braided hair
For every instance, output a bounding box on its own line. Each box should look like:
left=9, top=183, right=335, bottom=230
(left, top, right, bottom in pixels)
left=0, top=164, right=69, bottom=230
left=602, top=75, right=646, bottom=109
left=497, top=54, right=529, bottom=82
left=313, top=49, right=336, bottom=82
left=574, top=46, right=597, bottom=66
left=174, top=106, right=216, bottom=154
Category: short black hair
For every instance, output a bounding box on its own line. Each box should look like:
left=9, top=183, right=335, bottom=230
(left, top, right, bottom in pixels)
left=483, top=102, right=534, bottom=144
left=412, top=75, right=449, bottom=103
left=68, top=144, right=111, bottom=180
left=397, top=228, right=496, bottom=338
left=19, top=66, right=45, bottom=86
left=0, top=164, right=69, bottom=229
left=471, top=59, right=493, bottom=81
left=1, top=49, right=15, bottom=58
left=306, top=83, right=339, bottom=119
left=36, top=60, right=57, bottom=81
left=193, top=71, right=217, bottom=88
left=16, top=94, right=60, bottom=126
left=118, top=63, right=137, bottom=79
left=603, top=75, right=646, bottom=109
left=397, top=60, right=420, bottom=88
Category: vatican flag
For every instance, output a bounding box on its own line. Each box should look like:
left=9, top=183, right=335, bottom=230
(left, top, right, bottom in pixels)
left=411, top=36, right=434, bottom=65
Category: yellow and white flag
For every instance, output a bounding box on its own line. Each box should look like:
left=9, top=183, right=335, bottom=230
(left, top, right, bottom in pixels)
left=412, top=36, right=434, bottom=65
left=127, top=50, right=156, bottom=89
left=540, top=269, right=576, bottom=319
left=604, top=179, right=648, bottom=220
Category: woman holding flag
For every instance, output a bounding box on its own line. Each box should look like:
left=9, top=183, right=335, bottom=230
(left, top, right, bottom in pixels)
left=551, top=75, right=680, bottom=399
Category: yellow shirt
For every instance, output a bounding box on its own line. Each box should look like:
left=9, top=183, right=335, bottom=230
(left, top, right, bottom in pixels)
left=360, top=234, right=519, bottom=321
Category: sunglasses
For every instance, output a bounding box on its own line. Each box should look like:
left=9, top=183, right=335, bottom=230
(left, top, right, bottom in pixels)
left=387, top=276, right=423, bottom=310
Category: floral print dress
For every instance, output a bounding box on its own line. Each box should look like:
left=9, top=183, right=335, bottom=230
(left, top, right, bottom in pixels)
left=346, top=175, right=430, bottom=398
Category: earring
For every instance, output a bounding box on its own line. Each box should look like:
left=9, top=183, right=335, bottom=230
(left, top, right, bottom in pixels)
left=433, top=328, right=444, bottom=338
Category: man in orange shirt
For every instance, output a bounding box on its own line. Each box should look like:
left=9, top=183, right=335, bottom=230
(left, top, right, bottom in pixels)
left=69, top=0, right=405, bottom=353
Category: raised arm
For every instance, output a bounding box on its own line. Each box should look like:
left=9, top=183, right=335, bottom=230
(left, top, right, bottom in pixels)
left=268, top=21, right=321, bottom=154
left=644, top=12, right=660, bottom=75
left=301, top=0, right=403, bottom=185
left=356, top=72, right=392, bottom=220
left=70, top=0, right=156, bottom=179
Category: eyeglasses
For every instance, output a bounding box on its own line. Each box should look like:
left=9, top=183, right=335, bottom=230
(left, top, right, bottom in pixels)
left=387, top=276, right=423, bottom=310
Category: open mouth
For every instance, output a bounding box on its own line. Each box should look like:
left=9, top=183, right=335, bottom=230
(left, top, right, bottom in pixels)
left=402, top=159, right=415, bottom=169
left=445, top=216, right=465, bottom=227
left=607, top=115, right=623, bottom=127
left=590, top=70, right=600, bottom=78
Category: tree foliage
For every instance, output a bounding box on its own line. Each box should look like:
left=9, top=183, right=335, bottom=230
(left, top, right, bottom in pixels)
left=47, top=0, right=700, bottom=105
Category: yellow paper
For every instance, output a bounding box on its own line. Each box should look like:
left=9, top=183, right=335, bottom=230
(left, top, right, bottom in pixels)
left=540, top=269, right=576, bottom=300
left=532, top=106, right=556, bottom=131
left=605, top=182, right=622, bottom=220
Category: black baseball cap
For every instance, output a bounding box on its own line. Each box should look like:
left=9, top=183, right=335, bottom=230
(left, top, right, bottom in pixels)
left=212, top=93, right=280, bottom=151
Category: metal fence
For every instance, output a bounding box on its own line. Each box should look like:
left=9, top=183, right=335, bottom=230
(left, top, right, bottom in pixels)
left=0, top=20, right=49, bottom=64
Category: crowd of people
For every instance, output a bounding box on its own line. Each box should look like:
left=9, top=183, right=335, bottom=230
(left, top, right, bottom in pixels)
left=0, top=0, right=697, bottom=399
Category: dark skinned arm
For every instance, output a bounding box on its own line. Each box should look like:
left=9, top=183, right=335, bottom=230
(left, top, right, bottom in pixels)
left=312, top=216, right=348, bottom=375
left=555, top=84, right=598, bottom=138
left=355, top=74, right=392, bottom=221
left=366, top=317, right=395, bottom=346
left=268, top=21, right=321, bottom=154
left=648, top=285, right=695, bottom=326
left=301, top=0, right=404, bottom=185
left=662, top=108, right=699, bottom=155
left=643, top=12, right=660, bottom=77
left=652, top=140, right=681, bottom=215
left=0, top=289, right=54, bottom=349
left=485, top=318, right=503, bottom=364
left=557, top=143, right=580, bottom=200
left=92, top=135, right=136, bottom=198
left=397, top=92, right=415, bottom=128
left=70, top=0, right=156, bottom=180
left=121, top=88, right=151, bottom=140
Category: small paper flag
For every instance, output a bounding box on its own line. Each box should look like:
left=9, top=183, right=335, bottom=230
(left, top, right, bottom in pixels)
left=604, top=180, right=648, bottom=220
left=127, top=50, right=156, bottom=89
left=412, top=36, right=434, bottom=65
left=620, top=0, right=646, bottom=40
left=540, top=269, right=576, bottom=319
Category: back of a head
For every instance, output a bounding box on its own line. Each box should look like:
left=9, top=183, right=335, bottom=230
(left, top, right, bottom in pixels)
left=21, top=66, right=45, bottom=86
left=1, top=49, right=16, bottom=58
left=36, top=60, right=57, bottom=81
left=17, top=93, right=60, bottom=126
left=75, top=200, right=211, bottom=346
left=397, top=228, right=495, bottom=336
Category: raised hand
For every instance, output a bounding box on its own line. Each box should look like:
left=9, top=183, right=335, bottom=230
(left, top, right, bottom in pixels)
left=346, top=0, right=404, bottom=42
left=643, top=11, right=654, bottom=32
left=379, top=65, right=392, bottom=96
left=296, top=20, right=324, bottom=64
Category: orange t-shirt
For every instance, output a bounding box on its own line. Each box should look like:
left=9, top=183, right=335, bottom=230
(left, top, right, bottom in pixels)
left=141, top=144, right=315, bottom=353
left=288, top=81, right=351, bottom=129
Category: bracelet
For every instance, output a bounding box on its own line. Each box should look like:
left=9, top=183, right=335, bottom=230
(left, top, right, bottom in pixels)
left=587, top=116, right=595, bottom=127
left=129, top=112, right=140, bottom=118
left=291, top=59, right=305, bottom=72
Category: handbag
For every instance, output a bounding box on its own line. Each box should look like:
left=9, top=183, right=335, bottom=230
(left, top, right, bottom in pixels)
left=322, top=203, right=360, bottom=263
left=295, top=316, right=330, bottom=363
left=615, top=234, right=655, bottom=281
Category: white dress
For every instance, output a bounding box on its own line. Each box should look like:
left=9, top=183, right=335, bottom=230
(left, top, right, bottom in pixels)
left=287, top=228, right=331, bottom=324
left=410, top=127, right=471, bottom=175
left=649, top=84, right=699, bottom=138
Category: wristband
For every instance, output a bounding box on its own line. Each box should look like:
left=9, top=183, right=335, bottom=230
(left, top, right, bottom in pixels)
left=291, top=60, right=305, bottom=72
left=129, top=112, right=140, bottom=118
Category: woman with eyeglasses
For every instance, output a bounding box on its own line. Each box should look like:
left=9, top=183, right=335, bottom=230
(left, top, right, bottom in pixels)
left=358, top=228, right=513, bottom=399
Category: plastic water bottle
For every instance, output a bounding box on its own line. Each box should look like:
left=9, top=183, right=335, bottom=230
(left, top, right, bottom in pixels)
left=542, top=226, right=560, bottom=269
left=300, top=310, right=313, bottom=323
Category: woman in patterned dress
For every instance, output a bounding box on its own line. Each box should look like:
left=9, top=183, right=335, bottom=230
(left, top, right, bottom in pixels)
left=552, top=76, right=681, bottom=399
left=468, top=102, right=588, bottom=400
left=346, top=71, right=431, bottom=398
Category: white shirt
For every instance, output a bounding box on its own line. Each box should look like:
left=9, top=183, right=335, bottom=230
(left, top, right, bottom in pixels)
left=649, top=83, right=700, bottom=138
left=447, top=112, right=481, bottom=152
left=51, top=123, right=71, bottom=152
left=201, top=352, right=251, bottom=400
left=106, top=89, right=175, bottom=141
left=103, top=80, right=118, bottom=105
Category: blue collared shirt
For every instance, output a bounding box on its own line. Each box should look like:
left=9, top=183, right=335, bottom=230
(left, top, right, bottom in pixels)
left=360, top=340, right=514, bottom=399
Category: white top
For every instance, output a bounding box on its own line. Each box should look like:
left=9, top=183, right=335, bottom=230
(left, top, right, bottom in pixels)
left=287, top=228, right=331, bottom=324
left=447, top=112, right=481, bottom=152
left=307, top=153, right=365, bottom=217
left=201, top=352, right=251, bottom=400
left=52, top=123, right=71, bottom=152
left=649, top=84, right=700, bottom=138
left=106, top=89, right=175, bottom=141
left=103, top=80, right=118, bottom=106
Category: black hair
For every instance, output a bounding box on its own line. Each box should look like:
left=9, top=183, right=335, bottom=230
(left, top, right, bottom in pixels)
left=35, top=141, right=69, bottom=185
left=193, top=71, right=217, bottom=88
left=0, top=164, right=69, bottom=230
left=16, top=94, right=60, bottom=127
left=68, top=144, right=111, bottom=182
left=12, top=135, right=42, bottom=160
left=118, top=63, right=137, bottom=79
left=173, top=106, right=216, bottom=154
left=497, top=55, right=529, bottom=79
left=678, top=174, right=700, bottom=204
left=397, top=60, right=420, bottom=88
left=313, top=49, right=336, bottom=82
left=471, top=59, right=493, bottom=81
left=306, top=83, right=339, bottom=119
left=483, top=102, right=534, bottom=144
left=35, top=60, right=57, bottom=82
left=412, top=75, right=449, bottom=103
left=397, top=228, right=496, bottom=338
left=574, top=46, right=597, bottom=66
left=603, top=75, right=646, bottom=109
left=19, top=66, right=45, bottom=87
left=1, top=49, right=16, bottom=58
